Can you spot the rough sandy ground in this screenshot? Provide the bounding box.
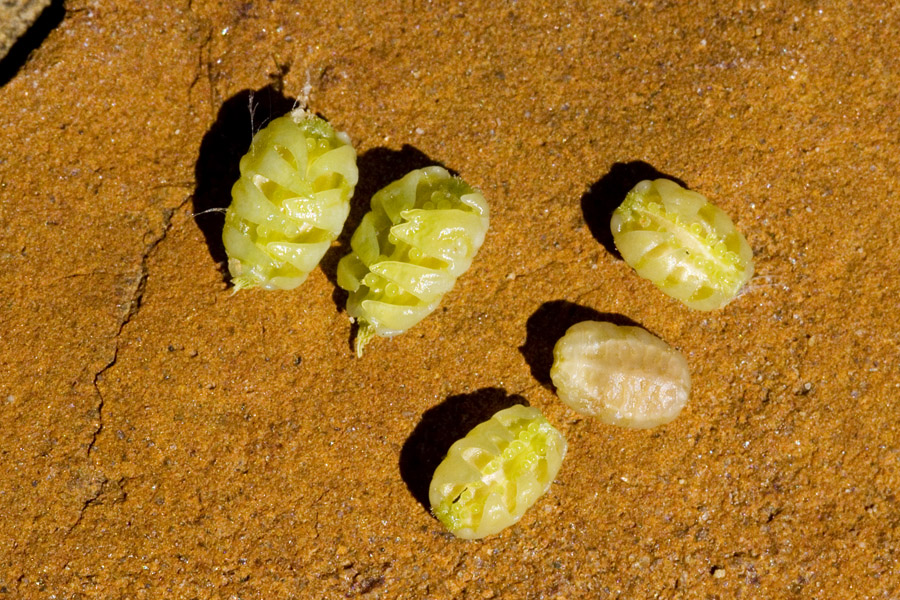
[1,1,898,598]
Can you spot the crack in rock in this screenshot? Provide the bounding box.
[66,474,107,534]
[66,476,129,535]
[88,201,189,457]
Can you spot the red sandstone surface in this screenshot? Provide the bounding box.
[1,1,897,597]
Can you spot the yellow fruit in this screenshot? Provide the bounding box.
[223,109,358,291]
[429,405,566,540]
[337,166,489,356]
[610,179,754,310]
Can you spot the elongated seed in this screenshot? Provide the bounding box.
[337,166,489,356]
[551,321,691,429]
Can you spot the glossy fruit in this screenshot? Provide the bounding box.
[610,178,754,310]
[337,166,489,356]
[223,109,358,290]
[429,404,566,540]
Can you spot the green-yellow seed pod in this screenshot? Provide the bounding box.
[610,179,754,310]
[223,109,358,291]
[429,405,566,540]
[337,166,489,356]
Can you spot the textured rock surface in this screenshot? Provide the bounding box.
[0,0,51,60]
[1,1,898,597]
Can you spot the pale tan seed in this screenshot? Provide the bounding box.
[550,321,691,428]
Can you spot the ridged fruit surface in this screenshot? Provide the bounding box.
[429,405,566,540]
[223,109,358,291]
[337,166,489,356]
[611,178,754,310]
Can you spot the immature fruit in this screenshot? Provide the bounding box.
[429,405,566,540]
[610,178,754,310]
[551,321,691,429]
[337,166,489,356]
[223,109,358,291]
